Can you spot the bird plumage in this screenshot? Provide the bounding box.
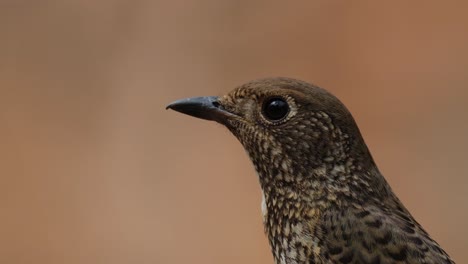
[167,77,455,264]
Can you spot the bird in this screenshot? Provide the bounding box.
[166,77,455,264]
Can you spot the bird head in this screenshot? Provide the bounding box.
[167,77,381,203]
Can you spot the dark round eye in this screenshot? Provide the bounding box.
[262,97,289,121]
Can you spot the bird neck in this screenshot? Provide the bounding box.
[259,155,393,213]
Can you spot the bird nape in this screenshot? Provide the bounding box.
[167,77,455,264]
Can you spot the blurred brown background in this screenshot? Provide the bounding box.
[1,1,467,263]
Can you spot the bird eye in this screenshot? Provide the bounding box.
[262,97,289,121]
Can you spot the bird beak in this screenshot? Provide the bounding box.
[166,96,234,123]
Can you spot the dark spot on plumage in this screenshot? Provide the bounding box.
[356,252,381,264]
[421,245,430,252]
[361,239,372,252]
[430,243,445,254]
[329,245,343,255]
[339,250,354,263]
[402,224,416,234]
[357,230,364,238]
[365,219,383,228]
[356,210,370,218]
[370,255,381,264]
[342,231,351,241]
[396,211,413,222]
[388,246,408,261]
[410,236,423,245]
[308,256,316,264]
[375,232,392,245]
